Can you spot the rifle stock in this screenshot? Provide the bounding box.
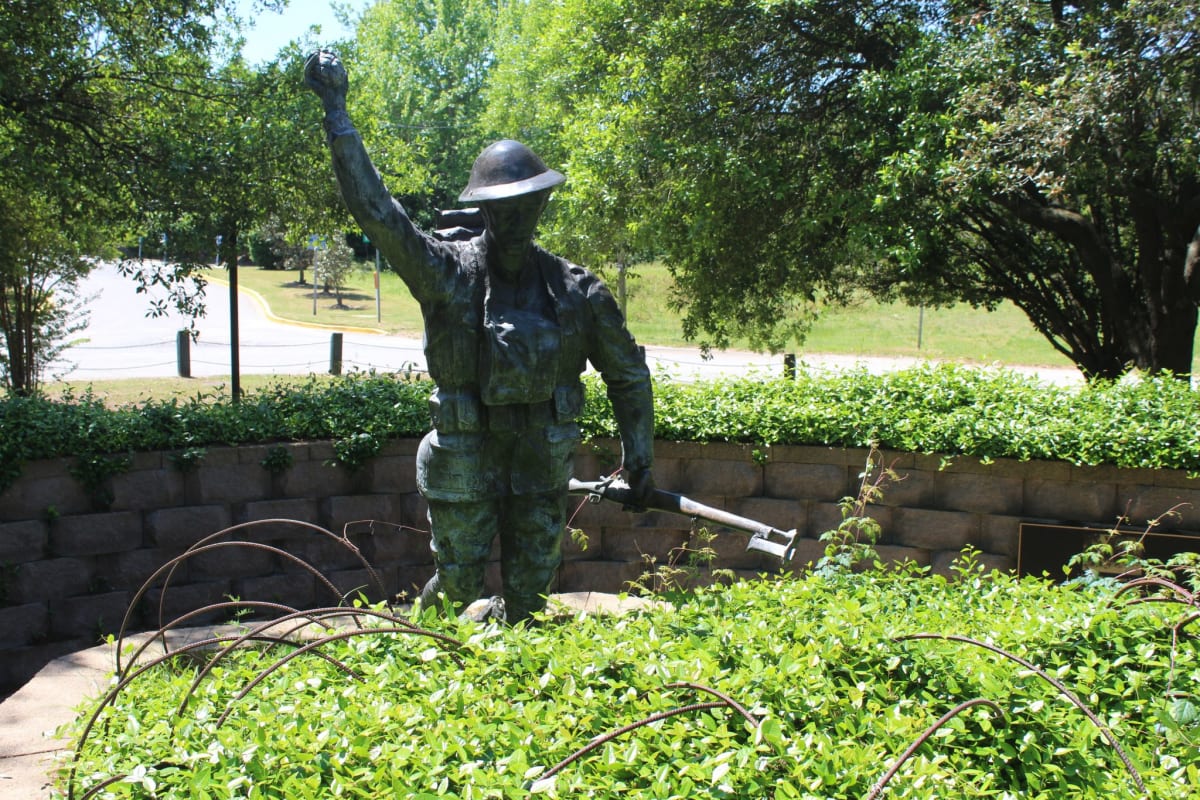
[568,478,798,561]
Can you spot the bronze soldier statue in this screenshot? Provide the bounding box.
[304,50,655,623]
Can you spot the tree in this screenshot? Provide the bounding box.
[315,234,362,308]
[485,0,1200,378]
[349,0,504,229]
[0,0,236,393]
[863,0,1200,379]
[0,188,95,393]
[485,0,928,352]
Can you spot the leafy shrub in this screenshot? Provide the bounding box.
[61,565,1199,798]
[3,365,1200,493]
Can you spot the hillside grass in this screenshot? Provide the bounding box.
[202,261,1118,368]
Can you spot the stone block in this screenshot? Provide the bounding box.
[807,501,892,544]
[1152,468,1200,492]
[141,580,234,627]
[304,531,375,573]
[329,567,390,604]
[193,461,270,505]
[764,462,851,502]
[50,511,143,557]
[346,520,432,565]
[873,544,931,569]
[110,467,184,512]
[0,520,48,563]
[766,445,866,467]
[278,458,352,500]
[601,526,689,563]
[568,495,637,529]
[680,458,761,497]
[732,497,806,533]
[242,498,321,528]
[0,466,90,520]
[891,508,979,552]
[1118,485,1200,531]
[147,505,232,551]
[931,550,1016,578]
[9,558,90,605]
[0,603,48,646]
[50,591,132,639]
[937,472,1024,515]
[234,573,318,610]
[325,495,400,532]
[394,565,436,602]
[561,524,590,562]
[187,541,278,581]
[380,438,422,458]
[979,515,1025,559]
[368,455,418,494]
[873,467,935,509]
[94,548,178,593]
[1024,479,1117,523]
[395,492,430,532]
[556,559,646,595]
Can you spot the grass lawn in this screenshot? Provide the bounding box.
[206,261,1096,368]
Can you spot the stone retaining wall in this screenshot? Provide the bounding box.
[2,438,1199,693]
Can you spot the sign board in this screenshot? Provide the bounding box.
[1017,522,1200,579]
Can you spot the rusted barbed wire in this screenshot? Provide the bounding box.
[179,605,459,714]
[897,633,1148,796]
[115,518,394,673]
[864,697,1005,800]
[68,632,334,800]
[535,682,763,786]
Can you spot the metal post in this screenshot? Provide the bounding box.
[176,330,191,378]
[617,261,627,319]
[375,249,382,323]
[229,254,241,402]
[784,353,797,379]
[917,306,925,350]
[330,332,343,375]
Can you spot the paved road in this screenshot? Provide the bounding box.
[51,262,1083,386]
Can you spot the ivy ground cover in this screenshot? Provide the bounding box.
[60,558,1198,799]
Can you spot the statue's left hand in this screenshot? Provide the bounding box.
[622,467,656,513]
[304,49,349,110]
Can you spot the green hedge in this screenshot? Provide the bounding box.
[60,563,1200,798]
[2,365,1198,493]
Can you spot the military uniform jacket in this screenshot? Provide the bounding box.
[327,130,654,501]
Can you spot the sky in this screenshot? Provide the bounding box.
[236,0,370,65]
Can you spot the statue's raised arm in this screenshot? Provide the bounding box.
[303,51,445,300]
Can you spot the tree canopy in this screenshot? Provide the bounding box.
[350,0,503,229]
[482,0,1200,377]
[6,0,1198,385]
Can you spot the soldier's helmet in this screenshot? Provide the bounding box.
[459,140,565,202]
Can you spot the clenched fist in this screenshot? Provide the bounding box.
[304,50,349,111]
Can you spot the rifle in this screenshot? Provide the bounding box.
[568,476,799,562]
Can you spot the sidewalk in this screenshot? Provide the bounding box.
[0,593,655,799]
[53,262,1084,386]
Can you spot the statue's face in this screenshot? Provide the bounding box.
[480,190,549,266]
